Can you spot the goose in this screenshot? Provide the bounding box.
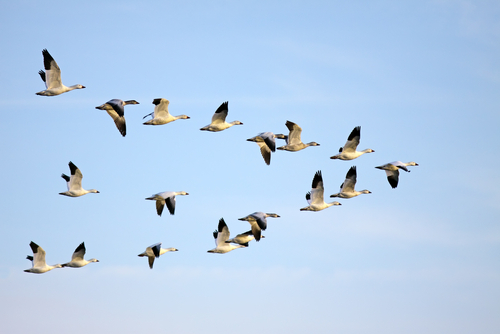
[24,242,62,274]
[238,212,280,241]
[138,243,178,269]
[375,161,419,188]
[226,230,264,247]
[36,49,85,96]
[300,170,341,211]
[59,161,99,197]
[330,166,371,198]
[95,99,140,137]
[330,126,374,160]
[61,242,99,268]
[200,101,243,131]
[207,218,247,254]
[246,132,279,165]
[145,191,189,216]
[143,98,190,125]
[276,121,320,152]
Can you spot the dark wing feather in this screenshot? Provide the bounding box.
[38,70,46,83]
[346,166,357,182]
[305,192,311,201]
[311,170,323,189]
[165,196,176,215]
[42,49,59,71]
[68,161,78,176]
[263,136,276,152]
[214,101,228,114]
[347,126,361,141]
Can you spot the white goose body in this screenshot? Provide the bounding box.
[138,243,178,269]
[36,49,85,96]
[330,126,374,160]
[24,242,62,274]
[200,101,243,132]
[59,162,99,197]
[276,121,320,152]
[62,242,99,268]
[300,170,341,211]
[145,191,189,216]
[238,212,280,241]
[330,166,371,199]
[208,218,247,254]
[143,98,190,125]
[375,161,419,188]
[95,99,140,137]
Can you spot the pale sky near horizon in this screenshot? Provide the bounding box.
[1,1,499,333]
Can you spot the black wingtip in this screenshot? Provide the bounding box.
[218,218,227,232]
[29,241,39,253]
[38,70,46,82]
[347,126,361,141]
[388,177,398,188]
[68,161,78,175]
[311,170,323,189]
[215,101,228,114]
[41,49,55,70]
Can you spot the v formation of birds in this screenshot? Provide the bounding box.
[25,49,419,273]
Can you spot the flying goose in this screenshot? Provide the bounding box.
[143,98,190,125]
[138,243,178,269]
[36,49,85,96]
[226,230,264,247]
[238,212,280,241]
[300,170,341,211]
[276,121,320,152]
[375,161,419,188]
[59,161,99,197]
[24,242,62,274]
[95,99,140,136]
[200,101,243,131]
[330,126,374,160]
[246,132,280,165]
[145,191,189,216]
[330,166,371,199]
[61,242,99,268]
[207,218,247,254]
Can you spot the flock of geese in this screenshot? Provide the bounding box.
[25,49,419,273]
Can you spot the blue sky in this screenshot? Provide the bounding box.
[1,1,499,333]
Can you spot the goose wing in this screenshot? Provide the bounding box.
[216,218,230,246]
[42,49,63,89]
[343,126,361,153]
[147,243,162,269]
[156,199,165,216]
[106,100,126,136]
[152,98,170,118]
[386,169,400,188]
[165,196,176,215]
[310,170,325,204]
[211,101,228,124]
[68,161,83,191]
[30,241,47,267]
[71,242,86,261]
[286,121,302,145]
[341,166,357,192]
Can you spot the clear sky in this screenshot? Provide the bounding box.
[1,1,499,333]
